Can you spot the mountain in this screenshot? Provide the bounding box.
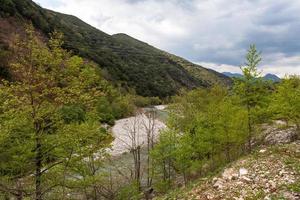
[264,73,281,82]
[0,0,231,97]
[222,72,281,82]
[222,72,244,78]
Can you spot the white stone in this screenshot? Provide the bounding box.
[264,195,271,200]
[259,149,267,153]
[239,168,248,176]
[222,168,238,180]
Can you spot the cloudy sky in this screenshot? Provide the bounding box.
[33,0,300,77]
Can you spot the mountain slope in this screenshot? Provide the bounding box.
[0,0,231,97]
[264,73,281,82]
[159,141,300,200]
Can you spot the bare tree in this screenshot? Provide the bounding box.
[141,109,156,193]
[121,111,144,189]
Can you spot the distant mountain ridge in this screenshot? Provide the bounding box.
[222,72,244,78]
[264,73,281,82]
[0,0,231,97]
[222,72,281,82]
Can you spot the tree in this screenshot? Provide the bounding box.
[150,129,177,193]
[271,75,300,139]
[151,86,249,190]
[234,44,269,152]
[0,25,111,199]
[215,95,248,162]
[142,108,157,199]
[121,112,143,190]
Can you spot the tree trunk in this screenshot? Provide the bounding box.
[147,132,151,188]
[295,123,300,140]
[183,171,187,186]
[132,147,141,190]
[35,132,42,200]
[247,104,252,152]
[225,143,231,163]
[16,180,23,200]
[137,146,141,189]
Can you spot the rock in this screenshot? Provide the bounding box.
[264,126,297,145]
[212,177,218,183]
[206,194,215,199]
[236,181,244,186]
[241,176,251,183]
[259,149,267,153]
[222,168,238,180]
[264,195,271,200]
[233,197,244,200]
[213,179,224,189]
[268,180,276,189]
[239,168,248,176]
[274,120,287,126]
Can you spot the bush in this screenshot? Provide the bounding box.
[133,96,161,107]
[116,181,142,200]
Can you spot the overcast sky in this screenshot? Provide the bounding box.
[33,0,300,77]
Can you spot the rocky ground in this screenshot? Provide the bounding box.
[158,125,300,200]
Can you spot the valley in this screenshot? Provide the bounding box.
[0,1,299,200]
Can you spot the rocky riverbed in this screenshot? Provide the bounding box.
[108,106,167,155]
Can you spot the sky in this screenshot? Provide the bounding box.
[33,0,300,77]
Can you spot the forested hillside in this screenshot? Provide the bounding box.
[0,0,230,97]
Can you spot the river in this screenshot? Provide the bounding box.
[108,105,168,156]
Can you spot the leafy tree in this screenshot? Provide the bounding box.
[151,86,248,189]
[234,44,269,151]
[0,25,111,199]
[271,75,300,139]
[150,130,177,193]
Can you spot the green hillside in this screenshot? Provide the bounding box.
[0,0,231,97]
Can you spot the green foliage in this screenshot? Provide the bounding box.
[116,181,143,200]
[133,95,161,107]
[151,86,249,190]
[151,45,299,197]
[0,0,231,97]
[96,96,116,125]
[0,25,111,199]
[60,104,86,124]
[96,92,137,125]
[233,44,271,151]
[271,75,300,139]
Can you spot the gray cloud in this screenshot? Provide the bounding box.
[34,0,300,76]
